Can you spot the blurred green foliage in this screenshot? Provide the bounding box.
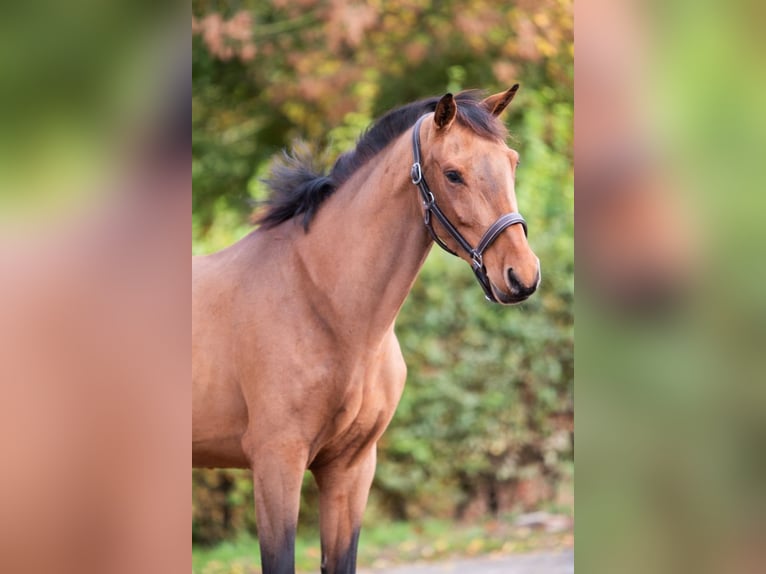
[192,0,572,545]
[576,2,766,573]
[0,0,180,214]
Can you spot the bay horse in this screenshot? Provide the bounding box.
[192,88,541,574]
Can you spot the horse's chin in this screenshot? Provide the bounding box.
[491,282,530,305]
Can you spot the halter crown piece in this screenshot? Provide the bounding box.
[410,115,528,303]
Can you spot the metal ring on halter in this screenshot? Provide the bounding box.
[410,162,422,185]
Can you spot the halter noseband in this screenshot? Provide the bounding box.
[410,115,528,303]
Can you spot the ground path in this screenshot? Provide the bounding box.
[360,549,574,574]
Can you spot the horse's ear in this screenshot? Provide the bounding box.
[434,93,457,130]
[482,84,520,117]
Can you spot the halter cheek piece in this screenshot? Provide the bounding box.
[410,115,528,303]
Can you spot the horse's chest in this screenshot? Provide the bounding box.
[311,347,405,462]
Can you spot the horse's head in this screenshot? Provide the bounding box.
[417,88,540,304]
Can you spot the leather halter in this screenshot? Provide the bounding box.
[410,115,528,302]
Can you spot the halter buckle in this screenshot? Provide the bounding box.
[471,251,483,270]
[410,162,423,185]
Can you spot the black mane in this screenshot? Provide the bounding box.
[256,91,507,230]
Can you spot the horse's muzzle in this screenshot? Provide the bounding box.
[495,266,540,304]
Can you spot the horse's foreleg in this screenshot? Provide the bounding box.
[246,436,306,574]
[314,447,377,574]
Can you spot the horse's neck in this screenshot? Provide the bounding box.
[293,134,432,342]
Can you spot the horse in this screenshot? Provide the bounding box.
[192,87,541,574]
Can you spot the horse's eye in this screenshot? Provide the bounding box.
[444,170,463,184]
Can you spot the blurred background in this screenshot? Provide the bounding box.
[192,0,573,571]
[576,0,766,573]
[0,3,190,574]
[0,0,762,573]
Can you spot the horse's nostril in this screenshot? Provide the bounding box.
[507,267,522,292]
[507,267,539,296]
